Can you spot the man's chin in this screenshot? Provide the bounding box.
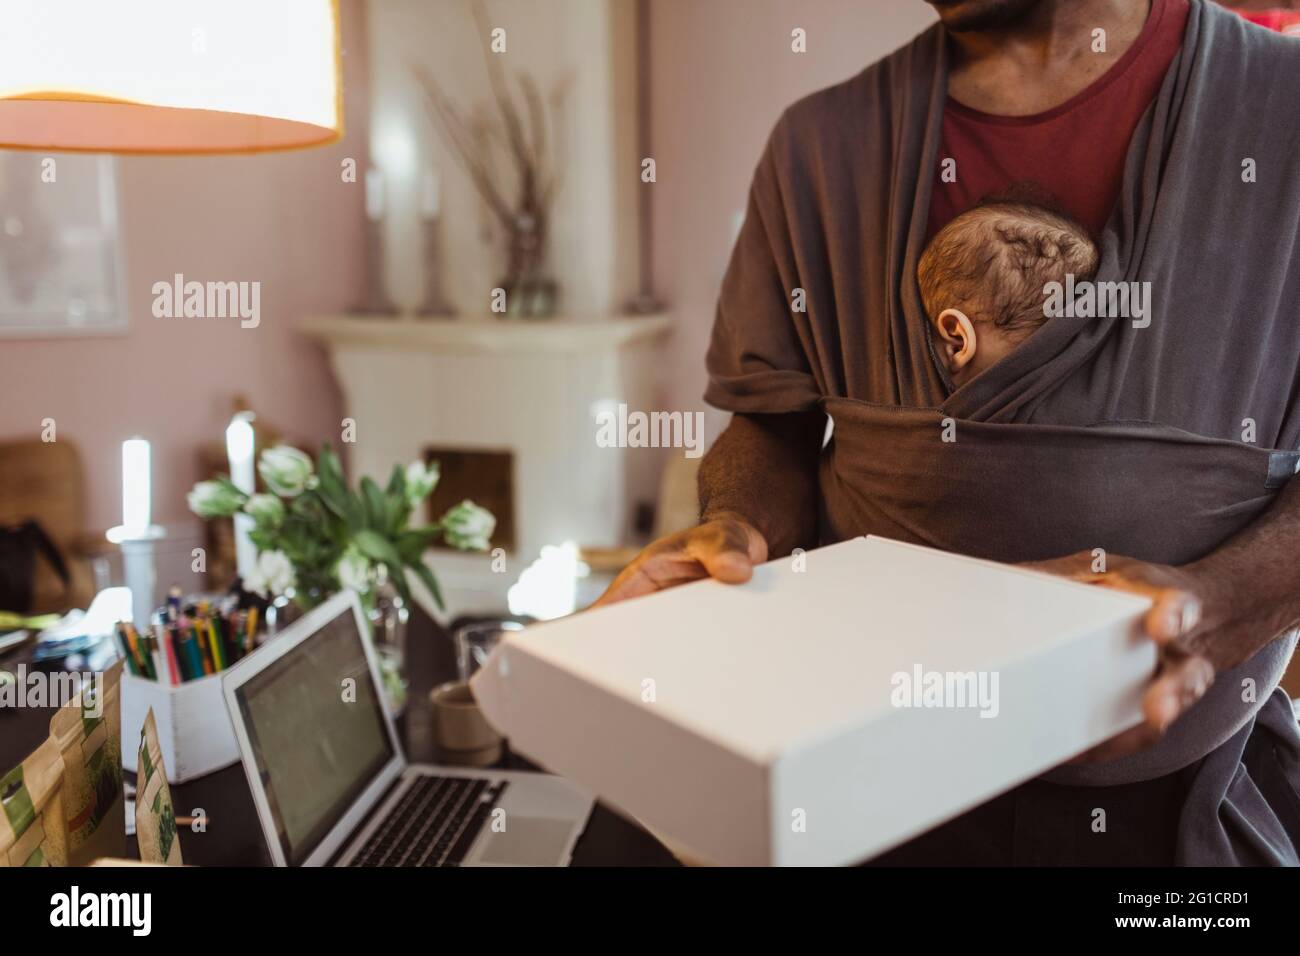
[927,0,1047,33]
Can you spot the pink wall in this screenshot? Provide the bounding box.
[0,0,369,535]
[649,0,937,434]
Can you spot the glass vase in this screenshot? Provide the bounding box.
[367,571,409,716]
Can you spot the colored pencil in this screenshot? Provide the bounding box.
[182,630,204,680]
[115,625,139,675]
[157,623,180,685]
[208,622,221,671]
[194,623,213,676]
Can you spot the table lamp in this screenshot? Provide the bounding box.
[0,0,341,153]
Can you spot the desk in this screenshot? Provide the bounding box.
[0,604,678,867]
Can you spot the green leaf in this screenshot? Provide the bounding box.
[315,445,366,530]
[314,456,350,520]
[395,527,441,563]
[384,465,413,534]
[318,444,345,488]
[352,530,414,607]
[385,463,406,501]
[360,477,387,532]
[391,565,414,607]
[409,559,445,612]
[313,484,347,522]
[353,529,403,568]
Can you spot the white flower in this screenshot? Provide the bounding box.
[258,446,314,498]
[405,460,440,506]
[440,500,496,551]
[187,480,246,519]
[244,493,285,528]
[336,548,372,594]
[245,549,296,599]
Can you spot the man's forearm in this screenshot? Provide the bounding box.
[698,410,824,557]
[1187,476,1300,652]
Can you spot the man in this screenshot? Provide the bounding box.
[601,0,1300,864]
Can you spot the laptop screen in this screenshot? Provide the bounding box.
[232,605,394,866]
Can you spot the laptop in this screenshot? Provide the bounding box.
[221,590,594,867]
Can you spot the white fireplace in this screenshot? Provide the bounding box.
[302,313,671,621]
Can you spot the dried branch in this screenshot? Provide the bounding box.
[541,73,573,208]
[519,73,548,186]
[471,0,535,180]
[414,65,514,229]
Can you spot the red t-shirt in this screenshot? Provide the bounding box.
[927,0,1190,240]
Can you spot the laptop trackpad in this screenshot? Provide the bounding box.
[474,817,574,866]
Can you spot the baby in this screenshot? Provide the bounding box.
[917,198,1099,388]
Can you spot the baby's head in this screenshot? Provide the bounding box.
[918,197,1099,387]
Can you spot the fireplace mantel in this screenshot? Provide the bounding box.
[302,314,671,355]
[301,312,672,621]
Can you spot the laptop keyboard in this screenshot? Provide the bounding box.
[348,776,510,867]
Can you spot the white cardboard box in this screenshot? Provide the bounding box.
[472,536,1155,866]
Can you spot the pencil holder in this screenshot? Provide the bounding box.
[113,599,264,783]
[120,671,238,783]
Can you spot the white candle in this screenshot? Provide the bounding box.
[365,168,385,222]
[225,416,255,495]
[121,437,151,535]
[225,415,257,580]
[420,168,441,220]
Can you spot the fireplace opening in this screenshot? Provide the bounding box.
[423,447,516,552]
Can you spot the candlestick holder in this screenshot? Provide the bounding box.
[351,218,399,317]
[105,524,165,629]
[417,217,457,319]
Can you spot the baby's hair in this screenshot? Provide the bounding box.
[917,187,1100,340]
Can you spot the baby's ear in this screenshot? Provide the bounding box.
[935,308,965,343]
[935,308,977,372]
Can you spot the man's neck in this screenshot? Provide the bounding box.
[947,0,1153,116]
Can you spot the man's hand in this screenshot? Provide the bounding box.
[594,513,769,606]
[1027,550,1244,763]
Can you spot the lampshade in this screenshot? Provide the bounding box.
[0,0,342,154]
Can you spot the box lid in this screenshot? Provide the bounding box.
[473,536,1154,863]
